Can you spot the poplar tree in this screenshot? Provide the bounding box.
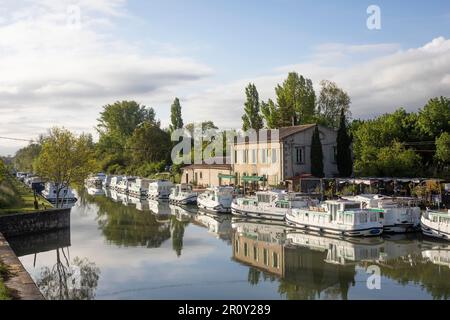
[242,83,264,131]
[310,126,324,178]
[169,98,184,133]
[336,109,353,177]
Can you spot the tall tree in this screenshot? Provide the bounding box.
[436,132,450,164]
[417,96,450,138]
[169,98,184,133]
[316,80,351,129]
[261,99,280,129]
[127,122,171,164]
[276,72,316,126]
[336,109,353,177]
[310,126,324,178]
[97,100,157,144]
[35,128,95,207]
[241,83,264,131]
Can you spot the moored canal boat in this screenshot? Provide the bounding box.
[231,190,319,221]
[421,210,450,241]
[147,180,174,200]
[42,182,77,204]
[286,200,384,237]
[169,184,198,205]
[342,194,421,233]
[129,178,152,198]
[197,186,234,213]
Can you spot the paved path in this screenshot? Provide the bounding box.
[0,233,44,300]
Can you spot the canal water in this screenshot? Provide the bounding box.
[8,188,450,300]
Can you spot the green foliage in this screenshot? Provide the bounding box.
[35,128,95,206]
[260,99,280,129]
[417,97,450,138]
[436,132,450,163]
[127,122,171,164]
[316,80,351,129]
[310,126,324,178]
[336,109,353,177]
[0,261,11,300]
[354,141,421,177]
[169,98,184,133]
[13,143,42,172]
[261,72,316,128]
[242,83,264,131]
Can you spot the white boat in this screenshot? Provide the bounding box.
[129,178,152,198]
[169,184,198,205]
[197,186,234,213]
[342,194,421,233]
[42,182,77,204]
[147,180,174,200]
[286,200,384,237]
[85,173,106,188]
[110,176,123,190]
[116,176,136,194]
[104,175,113,188]
[195,211,232,239]
[231,190,319,221]
[421,210,450,241]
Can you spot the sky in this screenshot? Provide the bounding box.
[0,0,450,155]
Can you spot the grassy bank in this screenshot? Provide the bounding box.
[0,260,11,300]
[0,175,52,215]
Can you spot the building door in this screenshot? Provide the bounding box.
[186,173,189,184]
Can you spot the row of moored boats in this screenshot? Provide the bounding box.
[86,173,450,240]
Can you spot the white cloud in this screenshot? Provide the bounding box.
[183,37,450,127]
[0,0,212,154]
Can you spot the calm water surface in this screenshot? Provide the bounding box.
[9,189,450,300]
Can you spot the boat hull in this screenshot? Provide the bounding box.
[231,206,285,221]
[421,220,450,241]
[285,216,383,237]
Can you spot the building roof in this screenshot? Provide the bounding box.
[234,124,319,145]
[278,124,317,140]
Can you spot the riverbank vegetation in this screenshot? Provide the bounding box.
[0,159,52,214]
[10,71,450,180]
[0,260,11,300]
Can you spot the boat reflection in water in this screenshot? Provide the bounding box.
[195,210,232,241]
[231,218,450,299]
[169,204,196,222]
[86,187,106,197]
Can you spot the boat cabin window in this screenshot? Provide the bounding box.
[359,212,367,223]
[370,213,378,222]
[343,203,360,210]
[345,213,354,224]
[276,201,289,209]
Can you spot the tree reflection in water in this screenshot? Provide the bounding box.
[36,248,100,300]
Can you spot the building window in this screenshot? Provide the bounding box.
[195,172,198,182]
[244,243,248,257]
[244,149,249,164]
[251,149,256,164]
[273,253,279,269]
[253,246,258,261]
[235,240,239,253]
[234,150,238,164]
[263,249,269,266]
[295,147,305,164]
[272,148,277,163]
[200,172,203,179]
[260,149,267,164]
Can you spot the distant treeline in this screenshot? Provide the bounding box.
[10,71,450,179]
